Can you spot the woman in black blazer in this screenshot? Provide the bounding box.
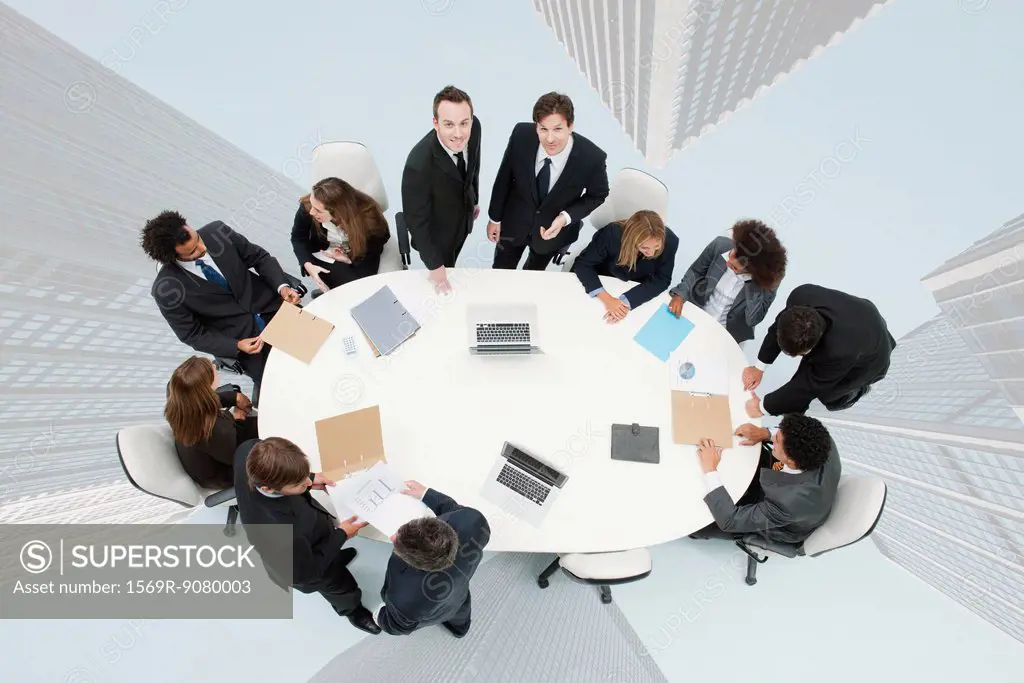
[571,209,678,323]
[291,176,391,293]
[165,356,258,490]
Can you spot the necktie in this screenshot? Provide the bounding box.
[455,151,467,181]
[196,258,265,332]
[536,157,552,203]
[196,259,229,290]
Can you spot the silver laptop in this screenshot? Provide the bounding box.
[480,442,568,528]
[466,304,544,355]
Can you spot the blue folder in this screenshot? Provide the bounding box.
[633,305,694,361]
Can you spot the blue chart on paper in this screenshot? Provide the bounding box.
[633,305,695,361]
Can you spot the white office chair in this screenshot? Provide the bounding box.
[558,167,670,272]
[115,423,239,536]
[309,141,410,279]
[537,548,653,604]
[735,475,888,585]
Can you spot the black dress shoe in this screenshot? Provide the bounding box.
[347,606,381,635]
[339,548,357,566]
[442,620,469,638]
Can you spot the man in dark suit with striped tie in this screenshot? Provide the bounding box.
[141,210,301,396]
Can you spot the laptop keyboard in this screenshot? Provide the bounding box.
[497,464,550,505]
[476,322,531,344]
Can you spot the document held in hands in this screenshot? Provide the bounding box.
[327,462,434,537]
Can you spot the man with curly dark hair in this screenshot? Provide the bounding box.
[141,211,302,399]
[742,283,897,416]
[668,219,787,344]
[690,414,841,544]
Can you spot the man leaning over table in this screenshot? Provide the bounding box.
[372,480,490,637]
[690,414,841,545]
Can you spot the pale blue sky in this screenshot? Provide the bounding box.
[7,0,1022,380]
[3,1,1024,678]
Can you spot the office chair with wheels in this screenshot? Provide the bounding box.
[115,424,239,536]
[310,141,410,276]
[556,167,670,271]
[735,475,888,586]
[537,548,652,604]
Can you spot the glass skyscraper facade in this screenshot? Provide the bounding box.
[533,0,892,167]
[811,215,1024,644]
[0,5,306,523]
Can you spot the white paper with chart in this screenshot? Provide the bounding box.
[670,352,730,396]
[327,461,434,537]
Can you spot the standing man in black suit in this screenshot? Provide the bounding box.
[487,92,610,270]
[234,437,381,634]
[743,284,897,416]
[401,85,482,293]
[141,211,302,397]
[372,480,490,637]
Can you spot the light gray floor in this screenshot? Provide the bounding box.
[4,505,1022,682]
[308,552,665,683]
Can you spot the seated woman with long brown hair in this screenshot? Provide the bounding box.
[571,209,679,324]
[166,356,259,490]
[291,176,391,293]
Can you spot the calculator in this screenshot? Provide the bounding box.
[343,336,357,355]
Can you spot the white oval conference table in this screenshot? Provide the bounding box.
[258,268,760,554]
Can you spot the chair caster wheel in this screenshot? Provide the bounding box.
[538,578,549,589]
[745,577,757,586]
[601,594,612,604]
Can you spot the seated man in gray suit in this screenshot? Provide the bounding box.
[373,480,490,637]
[691,414,841,545]
[667,219,787,345]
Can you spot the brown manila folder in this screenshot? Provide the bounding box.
[315,405,387,480]
[671,391,734,445]
[258,301,334,364]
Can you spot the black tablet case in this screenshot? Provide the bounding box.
[610,423,660,464]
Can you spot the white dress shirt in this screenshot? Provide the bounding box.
[703,252,751,326]
[177,256,225,281]
[436,134,470,170]
[489,136,574,226]
[323,222,349,250]
[178,257,288,293]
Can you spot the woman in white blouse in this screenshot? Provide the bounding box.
[290,176,391,293]
[668,219,787,344]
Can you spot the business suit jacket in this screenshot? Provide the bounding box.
[571,222,679,309]
[289,203,390,279]
[376,488,490,635]
[151,222,289,359]
[669,235,778,343]
[173,389,254,490]
[232,440,349,593]
[401,117,482,270]
[758,284,897,415]
[488,122,609,255]
[704,438,842,545]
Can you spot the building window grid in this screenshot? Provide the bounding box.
[880,543,1024,641]
[880,523,1024,605]
[884,481,1023,539]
